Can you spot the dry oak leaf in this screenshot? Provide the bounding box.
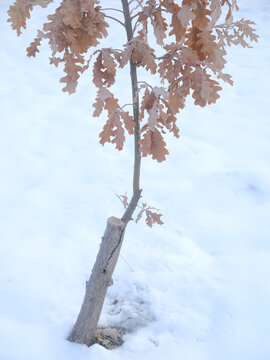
[94,88,134,149]
[117,193,129,209]
[93,50,117,88]
[26,30,44,57]
[209,0,222,26]
[140,128,169,162]
[8,0,53,35]
[169,10,183,43]
[145,208,164,227]
[191,67,222,107]
[119,111,135,135]
[151,9,168,45]
[168,88,186,115]
[60,0,82,29]
[233,19,260,46]
[60,51,85,94]
[177,2,196,29]
[192,1,211,31]
[25,0,109,93]
[99,111,125,151]
[140,86,179,136]
[93,87,115,117]
[135,202,164,227]
[196,30,227,70]
[120,40,157,74]
[140,87,156,120]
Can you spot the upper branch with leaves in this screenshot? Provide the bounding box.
[7,0,258,226]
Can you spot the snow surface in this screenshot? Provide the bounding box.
[1,1,270,359]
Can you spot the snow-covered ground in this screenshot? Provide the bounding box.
[1,1,270,359]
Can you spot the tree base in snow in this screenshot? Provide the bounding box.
[68,216,125,346]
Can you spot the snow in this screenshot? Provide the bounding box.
[1,0,270,359]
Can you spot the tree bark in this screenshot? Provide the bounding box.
[68,217,125,346]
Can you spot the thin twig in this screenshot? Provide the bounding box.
[104,15,125,27]
[129,0,144,15]
[132,17,141,33]
[115,193,128,209]
[138,80,153,89]
[120,254,134,272]
[118,103,134,111]
[101,8,124,14]
[131,13,140,20]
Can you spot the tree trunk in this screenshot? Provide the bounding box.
[68,216,125,346]
[68,0,141,346]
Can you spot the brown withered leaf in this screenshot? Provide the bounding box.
[139,128,152,158]
[191,68,222,107]
[145,208,164,228]
[105,96,120,115]
[233,19,259,45]
[93,50,117,88]
[148,101,159,131]
[93,87,114,117]
[119,111,135,135]
[139,85,180,148]
[50,56,63,67]
[102,50,117,77]
[192,1,211,30]
[168,89,185,115]
[177,2,196,29]
[217,71,233,85]
[120,40,157,74]
[140,128,169,162]
[140,87,156,120]
[151,9,168,45]
[7,0,53,36]
[119,43,132,68]
[112,114,125,150]
[60,51,84,94]
[135,207,146,223]
[169,11,183,43]
[117,193,129,209]
[60,0,81,29]
[135,202,164,227]
[26,30,44,57]
[135,203,164,227]
[93,53,104,87]
[209,0,222,26]
[157,98,180,138]
[196,30,227,70]
[94,327,125,349]
[99,111,125,151]
[23,0,109,93]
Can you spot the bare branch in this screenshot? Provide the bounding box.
[130,0,144,16]
[131,12,140,20]
[104,15,125,27]
[118,103,134,110]
[138,80,153,90]
[101,8,124,14]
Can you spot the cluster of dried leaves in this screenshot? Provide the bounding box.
[8,0,258,162]
[118,193,164,227]
[94,327,125,349]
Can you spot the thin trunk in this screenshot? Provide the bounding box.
[67,0,142,346]
[121,0,142,225]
